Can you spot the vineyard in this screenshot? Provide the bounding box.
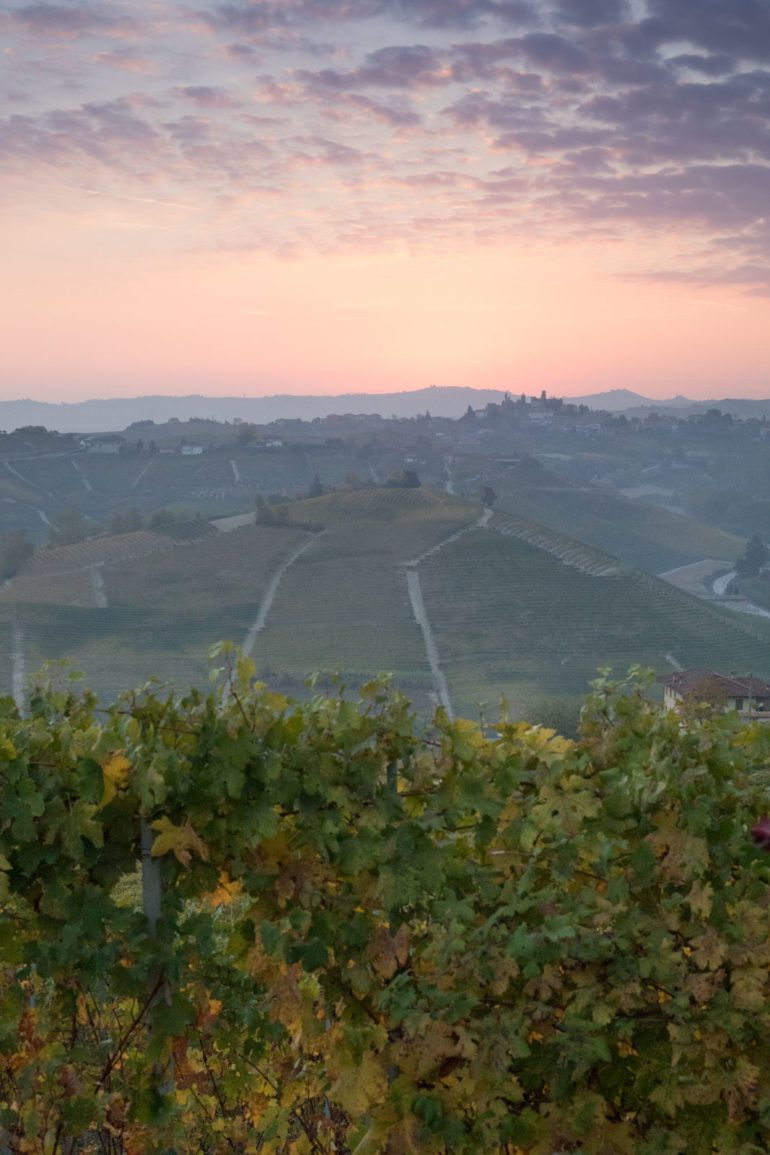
[0,448,359,542]
[1,525,314,702]
[284,485,471,520]
[419,524,770,724]
[253,489,477,698]
[3,482,768,725]
[19,530,178,576]
[3,663,770,1152]
[490,474,743,573]
[490,511,621,577]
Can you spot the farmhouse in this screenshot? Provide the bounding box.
[660,669,770,718]
[81,434,126,454]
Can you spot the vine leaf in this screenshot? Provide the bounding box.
[151,816,210,866]
[100,751,132,809]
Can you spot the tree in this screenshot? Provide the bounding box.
[150,508,177,529]
[46,508,93,548]
[385,469,421,488]
[344,470,367,490]
[481,484,497,507]
[109,508,144,535]
[307,473,324,498]
[736,534,767,577]
[0,529,33,578]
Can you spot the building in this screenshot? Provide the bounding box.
[80,434,126,454]
[660,669,770,718]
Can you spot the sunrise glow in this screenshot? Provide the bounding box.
[2,0,769,402]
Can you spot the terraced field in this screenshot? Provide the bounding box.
[490,511,621,576]
[419,524,770,726]
[490,473,743,573]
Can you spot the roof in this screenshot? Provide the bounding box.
[660,668,770,699]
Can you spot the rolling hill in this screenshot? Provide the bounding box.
[3,486,768,730]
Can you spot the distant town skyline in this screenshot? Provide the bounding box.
[2,1,770,401]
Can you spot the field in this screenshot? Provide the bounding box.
[488,467,743,573]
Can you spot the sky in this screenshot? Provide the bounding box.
[2,0,770,402]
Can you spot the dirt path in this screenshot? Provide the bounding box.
[11,617,25,712]
[728,600,770,621]
[5,460,56,501]
[243,534,320,657]
[712,570,736,596]
[212,513,255,533]
[130,458,155,490]
[661,563,770,619]
[230,459,241,484]
[71,458,92,491]
[89,565,108,608]
[403,508,491,567]
[36,508,51,527]
[658,559,725,595]
[399,508,491,716]
[444,456,455,495]
[405,567,453,717]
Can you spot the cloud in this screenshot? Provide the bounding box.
[641,0,770,63]
[202,0,534,38]
[3,0,770,291]
[3,2,138,39]
[173,85,239,108]
[553,0,629,27]
[296,44,447,89]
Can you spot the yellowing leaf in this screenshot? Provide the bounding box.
[368,924,410,979]
[0,737,17,759]
[329,1049,387,1117]
[100,752,131,809]
[209,870,243,906]
[150,815,210,866]
[648,1081,684,1116]
[731,968,767,1012]
[646,821,708,883]
[686,879,713,920]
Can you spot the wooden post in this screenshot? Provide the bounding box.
[141,819,174,1099]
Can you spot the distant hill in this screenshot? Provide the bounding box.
[625,397,770,419]
[0,388,508,433]
[567,388,655,410]
[3,387,770,433]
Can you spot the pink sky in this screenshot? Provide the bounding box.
[2,0,769,402]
